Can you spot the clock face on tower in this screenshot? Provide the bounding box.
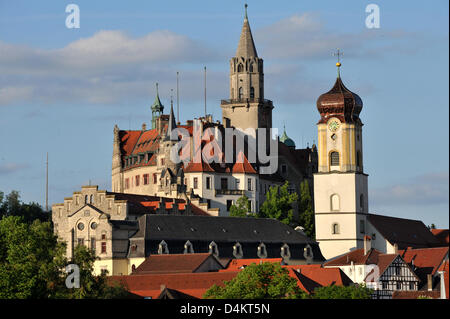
[328,119,341,132]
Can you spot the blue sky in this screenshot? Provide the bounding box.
[0,0,448,227]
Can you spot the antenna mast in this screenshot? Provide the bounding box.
[204,66,207,117]
[176,72,180,122]
[45,152,48,212]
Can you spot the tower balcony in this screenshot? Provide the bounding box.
[221,98,273,107]
[214,189,246,196]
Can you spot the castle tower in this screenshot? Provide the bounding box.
[151,83,164,129]
[313,59,369,260]
[221,4,273,134]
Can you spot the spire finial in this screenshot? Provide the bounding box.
[333,48,343,78]
[156,82,159,95]
[244,3,248,20]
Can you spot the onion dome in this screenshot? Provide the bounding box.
[316,62,363,124]
[280,126,296,149]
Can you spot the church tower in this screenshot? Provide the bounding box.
[313,59,369,260]
[151,83,164,129]
[221,4,273,134]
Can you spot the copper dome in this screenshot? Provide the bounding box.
[316,76,363,124]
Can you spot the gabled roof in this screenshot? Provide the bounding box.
[285,264,353,294]
[132,253,222,275]
[400,247,449,282]
[323,248,383,267]
[367,214,441,249]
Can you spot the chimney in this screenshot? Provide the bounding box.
[438,271,446,299]
[427,274,433,291]
[394,243,398,254]
[142,123,147,131]
[364,235,372,255]
[160,284,166,292]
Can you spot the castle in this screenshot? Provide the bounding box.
[51,6,443,276]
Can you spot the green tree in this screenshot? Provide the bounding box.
[229,195,254,218]
[257,181,298,225]
[0,190,49,223]
[0,215,128,299]
[298,180,315,238]
[312,284,373,299]
[203,262,307,299]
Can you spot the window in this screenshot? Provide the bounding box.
[125,178,130,189]
[396,282,401,290]
[161,158,165,166]
[360,220,365,234]
[77,238,84,246]
[209,241,219,257]
[281,164,287,175]
[281,244,291,260]
[331,194,340,211]
[247,178,252,191]
[332,223,340,234]
[238,63,244,72]
[238,87,243,100]
[84,195,88,204]
[382,282,388,289]
[233,242,243,259]
[143,174,149,185]
[330,151,340,167]
[257,243,267,259]
[183,240,194,254]
[91,238,96,252]
[395,266,401,276]
[236,179,240,189]
[77,223,85,231]
[153,173,157,184]
[221,178,228,190]
[135,175,140,187]
[249,63,254,72]
[206,177,211,190]
[158,240,169,254]
[101,234,106,240]
[409,282,415,290]
[226,200,233,212]
[101,242,107,254]
[250,87,255,99]
[193,177,198,189]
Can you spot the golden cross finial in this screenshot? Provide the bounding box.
[333,48,343,77]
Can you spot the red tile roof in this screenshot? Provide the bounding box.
[132,253,219,275]
[431,229,449,244]
[120,130,142,156]
[400,247,449,277]
[323,248,383,267]
[109,271,239,299]
[284,264,353,294]
[221,258,282,271]
[232,151,257,174]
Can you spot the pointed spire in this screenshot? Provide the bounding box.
[236,4,258,58]
[167,96,177,141]
[151,82,164,112]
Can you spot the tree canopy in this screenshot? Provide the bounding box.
[311,284,373,299]
[229,195,254,218]
[257,181,298,225]
[203,262,307,299]
[297,180,315,238]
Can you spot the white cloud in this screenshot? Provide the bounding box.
[0,163,30,175]
[370,172,449,206]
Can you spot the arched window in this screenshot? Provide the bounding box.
[303,244,314,260]
[158,240,169,254]
[331,194,340,211]
[330,151,340,167]
[183,240,194,254]
[281,243,291,261]
[238,63,244,72]
[332,223,340,234]
[238,87,243,100]
[84,195,88,204]
[233,242,243,259]
[257,242,267,259]
[250,87,255,99]
[209,241,219,257]
[90,195,94,204]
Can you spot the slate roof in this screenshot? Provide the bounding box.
[367,214,441,249]
[132,214,316,244]
[132,253,221,275]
